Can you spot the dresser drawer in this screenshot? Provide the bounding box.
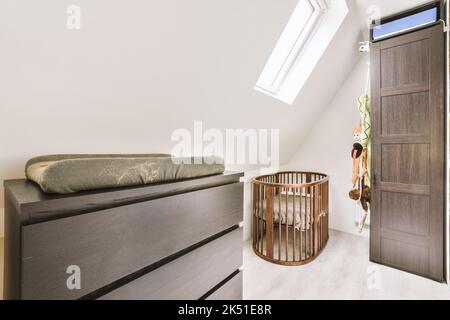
[21,182,243,300]
[99,228,243,300]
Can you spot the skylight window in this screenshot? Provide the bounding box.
[255,0,348,105]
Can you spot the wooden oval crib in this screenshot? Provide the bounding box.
[252,172,329,266]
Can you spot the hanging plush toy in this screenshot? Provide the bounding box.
[349,93,372,233]
[349,177,371,210]
[358,94,371,185]
[351,127,363,185]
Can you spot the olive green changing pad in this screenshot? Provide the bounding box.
[25,154,225,194]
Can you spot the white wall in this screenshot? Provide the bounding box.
[0,0,299,231]
[285,55,370,237]
[0,0,359,198]
[0,0,363,241]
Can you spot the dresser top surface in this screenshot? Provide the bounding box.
[4,171,244,225]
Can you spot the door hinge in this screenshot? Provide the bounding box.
[439,19,449,32]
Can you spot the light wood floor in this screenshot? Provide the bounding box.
[1,231,449,300]
[0,237,3,300]
[244,230,450,300]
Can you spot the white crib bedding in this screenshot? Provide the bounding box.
[261,194,313,231]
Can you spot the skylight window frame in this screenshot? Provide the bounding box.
[256,0,330,95]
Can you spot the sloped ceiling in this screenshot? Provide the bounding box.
[288,0,440,161]
[0,0,362,206]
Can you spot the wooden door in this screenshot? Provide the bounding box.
[370,24,445,282]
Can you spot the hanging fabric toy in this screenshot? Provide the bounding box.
[358,93,371,185]
[349,91,372,233]
[351,127,364,185]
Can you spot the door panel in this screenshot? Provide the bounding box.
[381,93,430,135]
[380,238,429,276]
[381,144,430,185]
[380,38,429,88]
[370,25,445,281]
[380,192,430,236]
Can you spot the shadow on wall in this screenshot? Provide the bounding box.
[284,55,371,237]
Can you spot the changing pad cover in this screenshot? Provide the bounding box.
[25,154,225,194]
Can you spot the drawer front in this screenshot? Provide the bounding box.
[100,228,243,300]
[21,182,243,300]
[206,271,243,301]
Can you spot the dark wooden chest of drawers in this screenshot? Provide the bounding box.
[3,172,244,300]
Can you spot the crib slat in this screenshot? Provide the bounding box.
[318,182,321,252]
[285,187,289,261]
[306,188,309,258]
[266,187,274,259]
[299,187,303,261]
[292,187,296,261]
[255,184,259,251]
[278,188,282,261]
[253,184,257,247]
[260,184,264,254]
[314,185,319,255]
[326,182,329,240]
[309,187,314,256]
[321,183,325,250]
[307,186,310,258]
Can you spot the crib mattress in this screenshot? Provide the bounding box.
[25,154,225,194]
[262,194,313,231]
